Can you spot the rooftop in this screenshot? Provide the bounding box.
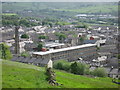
[33,44,96,55]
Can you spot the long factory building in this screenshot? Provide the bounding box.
[32,44,97,62]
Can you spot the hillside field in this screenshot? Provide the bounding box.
[2,60,119,88]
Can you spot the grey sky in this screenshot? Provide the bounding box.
[1,0,120,2]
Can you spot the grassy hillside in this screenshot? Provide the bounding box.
[2,60,118,88]
[2,2,118,17]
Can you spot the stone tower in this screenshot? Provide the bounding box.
[15,26,20,54]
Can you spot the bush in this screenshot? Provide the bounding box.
[21,51,30,57]
[54,60,90,75]
[77,63,86,75]
[37,43,43,51]
[56,62,63,70]
[21,34,29,39]
[70,62,78,74]
[62,62,70,72]
[70,62,87,75]
[53,60,63,70]
[53,60,70,71]
[84,64,90,75]
[117,54,120,59]
[91,68,107,77]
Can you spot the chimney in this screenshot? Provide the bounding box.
[15,26,20,54]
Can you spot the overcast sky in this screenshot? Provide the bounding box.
[1,0,120,2]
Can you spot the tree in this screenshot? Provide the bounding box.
[91,68,107,77]
[21,51,30,57]
[70,62,86,75]
[117,54,120,59]
[21,34,29,39]
[0,43,12,60]
[38,35,47,39]
[37,43,43,51]
[79,37,84,45]
[77,63,86,75]
[49,22,53,28]
[19,19,30,27]
[70,62,78,74]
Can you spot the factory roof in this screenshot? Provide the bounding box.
[33,44,96,55]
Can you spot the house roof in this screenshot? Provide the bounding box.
[83,40,97,44]
[109,69,118,74]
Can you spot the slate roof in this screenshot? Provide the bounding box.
[33,58,43,64]
[22,57,31,63]
[41,59,49,64]
[11,56,18,61]
[83,40,97,44]
[109,69,118,75]
[28,58,36,63]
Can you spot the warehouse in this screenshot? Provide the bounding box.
[32,44,97,62]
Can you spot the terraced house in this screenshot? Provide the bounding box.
[32,44,97,62]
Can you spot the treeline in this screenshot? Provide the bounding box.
[53,60,107,77]
[2,15,40,27]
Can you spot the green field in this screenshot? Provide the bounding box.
[2,60,119,88]
[1,13,17,16]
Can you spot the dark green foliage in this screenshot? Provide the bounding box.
[49,22,53,28]
[70,62,78,74]
[19,19,30,27]
[56,62,63,70]
[55,33,66,41]
[79,37,85,43]
[21,34,29,39]
[117,54,120,59]
[77,63,86,75]
[62,63,70,72]
[54,60,89,75]
[37,43,43,51]
[2,15,19,26]
[91,68,107,77]
[70,62,86,75]
[53,60,70,71]
[75,24,88,29]
[0,43,12,60]
[38,35,47,39]
[20,51,30,57]
[84,64,90,75]
[2,15,39,27]
[96,46,100,50]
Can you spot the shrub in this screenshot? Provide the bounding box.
[21,51,30,57]
[91,68,107,77]
[70,62,78,74]
[21,34,29,39]
[77,63,86,75]
[56,62,63,70]
[84,65,90,75]
[53,60,70,71]
[70,62,87,75]
[37,43,43,51]
[53,60,63,70]
[62,62,70,72]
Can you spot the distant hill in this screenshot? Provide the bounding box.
[2,2,118,19]
[2,60,118,88]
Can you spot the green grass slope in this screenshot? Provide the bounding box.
[2,60,118,88]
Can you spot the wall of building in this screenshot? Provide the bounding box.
[33,45,97,62]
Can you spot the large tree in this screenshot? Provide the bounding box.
[37,43,43,51]
[0,43,12,60]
